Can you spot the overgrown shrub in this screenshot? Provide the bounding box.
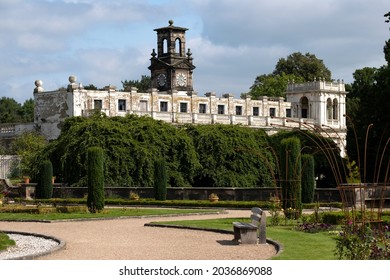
[37,160,53,199]
[301,154,315,203]
[280,137,302,218]
[45,114,200,188]
[154,158,167,201]
[87,147,105,213]
[185,124,275,187]
[335,223,390,260]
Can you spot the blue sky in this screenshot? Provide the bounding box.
[1,0,389,103]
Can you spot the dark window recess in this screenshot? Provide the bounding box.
[118,99,126,111]
[94,100,102,110]
[199,104,206,114]
[218,105,225,114]
[180,103,188,113]
[236,106,242,115]
[160,101,168,112]
[269,108,276,117]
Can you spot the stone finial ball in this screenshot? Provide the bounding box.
[69,75,77,83]
[35,80,43,87]
[169,19,174,26]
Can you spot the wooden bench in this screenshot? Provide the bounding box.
[233,207,266,245]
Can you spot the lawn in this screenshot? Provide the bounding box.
[0,207,222,221]
[150,218,338,260]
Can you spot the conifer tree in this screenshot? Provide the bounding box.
[301,154,315,203]
[280,137,302,218]
[37,160,53,199]
[154,158,167,201]
[87,147,105,213]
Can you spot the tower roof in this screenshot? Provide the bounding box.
[153,20,188,32]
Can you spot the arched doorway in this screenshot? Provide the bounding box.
[300,96,309,118]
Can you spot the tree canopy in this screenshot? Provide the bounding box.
[247,52,331,99]
[43,113,200,188]
[273,52,331,81]
[0,97,34,123]
[121,75,151,92]
[345,12,390,183]
[186,124,276,188]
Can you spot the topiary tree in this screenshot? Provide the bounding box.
[154,158,167,201]
[280,137,302,218]
[87,146,105,213]
[301,154,315,203]
[37,160,53,199]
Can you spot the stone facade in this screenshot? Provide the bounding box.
[32,76,347,157]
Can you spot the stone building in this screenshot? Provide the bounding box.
[30,21,347,157]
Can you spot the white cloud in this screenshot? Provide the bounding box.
[0,0,389,103]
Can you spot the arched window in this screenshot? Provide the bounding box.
[162,39,168,54]
[332,98,338,120]
[326,98,332,120]
[175,38,181,55]
[300,96,309,118]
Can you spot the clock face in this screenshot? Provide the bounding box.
[176,73,187,87]
[157,73,167,87]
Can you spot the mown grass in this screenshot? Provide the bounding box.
[0,207,221,221]
[151,218,338,260]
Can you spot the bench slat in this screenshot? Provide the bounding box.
[233,222,257,229]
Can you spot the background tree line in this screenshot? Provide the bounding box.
[0,97,34,123]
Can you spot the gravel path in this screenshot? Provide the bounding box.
[0,209,277,260]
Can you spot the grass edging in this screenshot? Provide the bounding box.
[0,210,227,223]
[144,222,283,257]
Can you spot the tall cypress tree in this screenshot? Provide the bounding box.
[280,137,302,218]
[154,158,167,201]
[301,154,315,203]
[37,160,53,199]
[87,147,105,213]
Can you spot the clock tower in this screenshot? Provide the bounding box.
[149,20,195,93]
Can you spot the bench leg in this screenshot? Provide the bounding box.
[233,226,241,241]
[240,229,257,244]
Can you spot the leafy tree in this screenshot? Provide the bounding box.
[247,52,331,99]
[37,160,53,199]
[247,73,303,99]
[0,97,34,123]
[19,99,34,122]
[121,75,151,92]
[185,124,275,188]
[273,52,332,81]
[83,84,98,90]
[87,147,105,213]
[10,131,47,179]
[345,13,390,183]
[0,97,22,123]
[44,114,200,188]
